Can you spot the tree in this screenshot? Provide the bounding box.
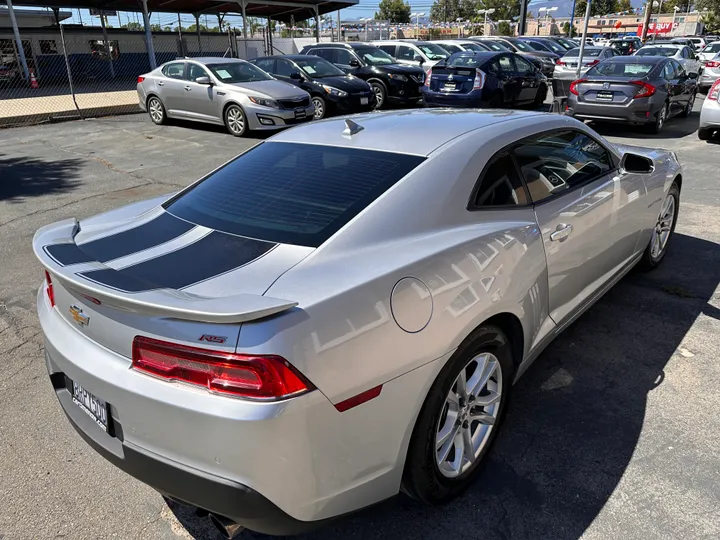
[617,0,633,11]
[562,21,577,37]
[574,0,621,17]
[497,20,512,36]
[376,0,411,23]
[121,22,143,31]
[702,12,720,33]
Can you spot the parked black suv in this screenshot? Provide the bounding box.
[299,42,425,109]
[251,55,376,119]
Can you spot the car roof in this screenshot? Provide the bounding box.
[185,57,247,65]
[254,55,306,60]
[270,109,546,157]
[449,51,497,59]
[305,42,376,49]
[607,55,666,64]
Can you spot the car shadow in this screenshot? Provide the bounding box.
[0,153,82,203]
[589,112,701,139]
[167,232,720,540]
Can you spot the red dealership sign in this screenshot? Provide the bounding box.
[636,22,677,35]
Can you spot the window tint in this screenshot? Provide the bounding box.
[162,62,185,79]
[335,49,355,65]
[397,44,417,60]
[275,58,296,77]
[515,56,534,74]
[310,48,335,62]
[472,153,528,208]
[165,142,425,247]
[188,63,210,81]
[498,55,515,74]
[512,131,613,203]
[663,61,676,79]
[378,45,396,55]
[441,43,462,54]
[672,60,686,78]
[254,58,275,72]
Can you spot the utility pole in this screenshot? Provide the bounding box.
[641,0,654,42]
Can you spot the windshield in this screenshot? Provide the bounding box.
[610,41,632,51]
[509,40,534,52]
[418,42,450,60]
[461,42,487,52]
[439,43,462,53]
[164,142,424,247]
[564,48,602,58]
[294,56,345,77]
[556,38,579,49]
[587,61,656,78]
[484,40,513,51]
[636,47,678,57]
[702,43,720,53]
[354,47,395,65]
[538,40,566,53]
[208,62,272,83]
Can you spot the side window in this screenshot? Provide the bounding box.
[311,48,335,63]
[188,63,210,81]
[378,45,396,56]
[498,55,515,75]
[515,56,534,74]
[663,61,676,80]
[254,58,276,72]
[471,153,528,208]
[486,60,500,74]
[397,45,417,60]
[335,49,354,65]
[162,62,185,79]
[512,130,613,204]
[275,58,296,77]
[673,60,686,78]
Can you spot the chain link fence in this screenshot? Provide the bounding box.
[0,26,269,128]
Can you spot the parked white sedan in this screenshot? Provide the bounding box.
[634,44,702,76]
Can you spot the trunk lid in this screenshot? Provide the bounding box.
[574,77,646,105]
[428,66,478,93]
[35,208,310,359]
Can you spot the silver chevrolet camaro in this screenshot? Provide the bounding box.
[137,57,314,137]
[34,110,682,538]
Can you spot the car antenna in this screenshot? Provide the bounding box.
[343,119,364,137]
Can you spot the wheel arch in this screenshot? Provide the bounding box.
[673,173,682,192]
[222,99,245,116]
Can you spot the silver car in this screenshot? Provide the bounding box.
[699,80,720,140]
[698,42,720,92]
[35,110,681,537]
[633,44,702,76]
[554,46,618,80]
[137,57,314,137]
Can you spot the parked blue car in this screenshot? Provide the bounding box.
[422,51,548,108]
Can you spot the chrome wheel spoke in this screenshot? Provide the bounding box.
[467,354,496,398]
[437,425,460,462]
[462,425,475,464]
[472,390,501,407]
[469,407,496,425]
[455,369,468,400]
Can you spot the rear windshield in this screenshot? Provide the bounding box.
[636,47,677,57]
[587,61,657,77]
[564,48,602,57]
[165,142,425,247]
[702,43,720,53]
[610,41,632,51]
[447,53,484,67]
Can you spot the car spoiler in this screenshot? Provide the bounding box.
[33,218,297,324]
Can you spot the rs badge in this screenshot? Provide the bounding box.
[69,305,90,327]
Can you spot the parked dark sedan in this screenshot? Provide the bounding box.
[423,51,548,108]
[251,54,375,119]
[566,56,698,133]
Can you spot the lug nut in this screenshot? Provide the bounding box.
[462,421,469,429]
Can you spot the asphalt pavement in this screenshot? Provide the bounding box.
[1,102,719,540]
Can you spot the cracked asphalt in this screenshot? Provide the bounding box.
[1,102,719,540]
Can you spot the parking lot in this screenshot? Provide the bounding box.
[1,100,719,540]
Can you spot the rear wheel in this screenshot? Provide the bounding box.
[224,104,247,137]
[311,96,326,119]
[402,325,513,504]
[647,103,668,134]
[680,92,696,118]
[370,81,387,109]
[638,182,679,271]
[147,96,166,125]
[698,127,714,140]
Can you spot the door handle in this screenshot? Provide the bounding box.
[184,85,191,91]
[550,224,573,242]
[157,81,164,86]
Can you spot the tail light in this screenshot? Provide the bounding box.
[44,270,55,307]
[569,79,587,96]
[137,76,145,83]
[709,79,720,100]
[473,69,486,90]
[587,59,600,66]
[556,59,566,66]
[424,69,431,87]
[631,80,656,99]
[131,336,314,400]
[706,60,720,68]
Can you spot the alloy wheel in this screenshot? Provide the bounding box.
[148,98,163,123]
[650,192,675,260]
[226,106,245,136]
[312,97,325,119]
[686,93,695,114]
[372,85,385,108]
[435,353,502,479]
[657,105,666,130]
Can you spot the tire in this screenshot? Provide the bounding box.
[638,181,679,271]
[311,95,326,120]
[532,84,548,109]
[680,92,696,118]
[698,127,714,140]
[488,91,503,108]
[223,104,247,137]
[402,325,513,505]
[647,102,668,134]
[146,96,166,125]
[370,81,387,109]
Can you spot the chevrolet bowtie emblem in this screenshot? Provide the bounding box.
[69,305,90,327]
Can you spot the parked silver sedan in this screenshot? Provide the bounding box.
[137,57,314,137]
[554,46,617,80]
[699,80,720,140]
[34,110,681,537]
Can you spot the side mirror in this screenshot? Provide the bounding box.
[290,71,303,80]
[413,54,424,64]
[621,153,654,173]
[195,76,212,85]
[349,59,360,67]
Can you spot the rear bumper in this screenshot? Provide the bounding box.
[566,97,662,124]
[422,91,488,108]
[700,98,720,129]
[698,70,720,89]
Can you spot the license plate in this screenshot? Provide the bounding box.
[597,91,613,101]
[443,83,457,91]
[71,379,108,431]
[569,63,578,68]
[294,107,306,119]
[360,97,369,105]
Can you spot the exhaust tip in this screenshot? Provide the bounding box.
[209,513,244,539]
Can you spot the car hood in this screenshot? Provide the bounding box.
[226,79,308,99]
[524,50,559,60]
[310,75,370,92]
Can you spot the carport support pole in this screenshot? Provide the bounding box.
[54,8,81,117]
[240,0,248,59]
[141,0,157,69]
[337,11,341,42]
[100,12,116,79]
[195,14,203,54]
[314,5,320,42]
[575,0,591,79]
[5,0,30,82]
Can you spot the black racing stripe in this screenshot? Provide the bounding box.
[77,212,195,263]
[78,232,277,293]
[44,244,95,266]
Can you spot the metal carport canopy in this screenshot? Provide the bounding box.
[9,0,358,22]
